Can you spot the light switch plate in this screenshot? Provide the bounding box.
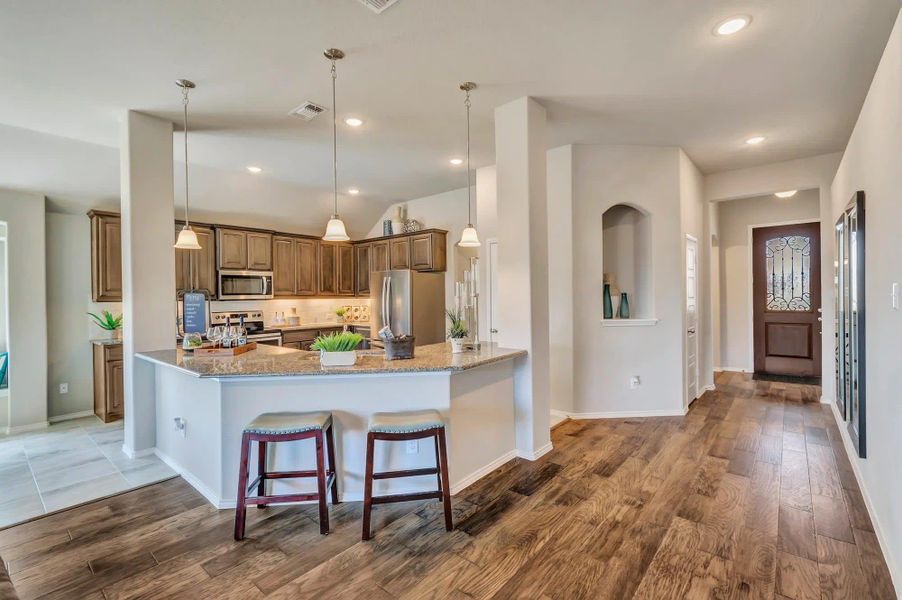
[58,383,68,394]
[892,282,899,310]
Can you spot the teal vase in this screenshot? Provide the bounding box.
[603,284,613,319]
[619,293,630,319]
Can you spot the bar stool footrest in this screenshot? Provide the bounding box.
[373,467,439,480]
[371,490,443,505]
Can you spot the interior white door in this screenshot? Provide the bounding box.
[686,235,699,403]
[487,239,499,344]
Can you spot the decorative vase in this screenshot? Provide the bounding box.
[450,338,466,354]
[383,219,393,236]
[619,293,630,319]
[320,350,357,367]
[603,284,613,319]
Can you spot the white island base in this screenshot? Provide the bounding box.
[136,345,527,508]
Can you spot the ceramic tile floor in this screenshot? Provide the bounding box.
[0,416,176,528]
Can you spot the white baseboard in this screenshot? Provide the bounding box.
[154,448,226,508]
[5,420,49,435]
[550,409,570,428]
[715,366,751,373]
[828,402,902,593]
[564,407,688,420]
[518,442,553,461]
[702,384,717,392]
[820,394,832,404]
[49,410,95,423]
[451,449,518,494]
[121,444,156,460]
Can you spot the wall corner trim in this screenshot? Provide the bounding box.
[518,442,553,461]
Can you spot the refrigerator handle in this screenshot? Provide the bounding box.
[385,276,392,333]
[381,276,390,332]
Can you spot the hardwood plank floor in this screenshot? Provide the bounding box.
[0,372,895,599]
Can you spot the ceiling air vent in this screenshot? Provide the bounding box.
[288,101,327,121]
[356,0,401,14]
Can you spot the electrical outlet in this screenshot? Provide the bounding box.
[630,376,641,389]
[173,417,187,438]
[405,440,418,454]
[58,383,68,394]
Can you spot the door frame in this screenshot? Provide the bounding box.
[746,218,821,373]
[485,237,499,344]
[685,234,699,405]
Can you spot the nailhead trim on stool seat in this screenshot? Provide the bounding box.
[243,411,331,434]
[368,409,445,434]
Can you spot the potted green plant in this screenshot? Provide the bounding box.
[446,309,469,353]
[311,331,363,367]
[88,310,123,340]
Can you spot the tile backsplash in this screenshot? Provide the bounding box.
[206,298,371,327]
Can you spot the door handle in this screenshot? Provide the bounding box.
[687,328,696,334]
[490,328,498,334]
[817,317,823,322]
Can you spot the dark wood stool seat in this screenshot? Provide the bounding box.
[362,410,452,540]
[234,411,339,540]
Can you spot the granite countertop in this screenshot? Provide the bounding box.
[91,338,123,346]
[136,342,526,379]
[272,322,370,332]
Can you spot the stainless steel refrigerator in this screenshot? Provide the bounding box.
[370,270,445,344]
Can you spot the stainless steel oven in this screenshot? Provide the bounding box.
[218,270,273,300]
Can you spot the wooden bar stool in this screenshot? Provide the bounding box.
[234,411,339,540]
[362,410,452,541]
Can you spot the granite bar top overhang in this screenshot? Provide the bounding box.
[136,343,526,379]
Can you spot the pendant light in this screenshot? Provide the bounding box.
[322,48,351,242]
[173,79,202,250]
[458,82,481,248]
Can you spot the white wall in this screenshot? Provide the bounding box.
[572,145,685,416]
[0,189,48,432]
[366,187,474,319]
[715,189,820,371]
[0,234,6,356]
[546,146,574,413]
[829,8,902,588]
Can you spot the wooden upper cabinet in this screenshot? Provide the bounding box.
[247,232,273,271]
[218,228,248,270]
[319,242,338,295]
[355,244,371,296]
[390,237,411,269]
[371,240,390,272]
[272,236,296,296]
[89,211,123,302]
[410,231,447,272]
[338,244,354,296]
[296,239,318,296]
[175,224,216,297]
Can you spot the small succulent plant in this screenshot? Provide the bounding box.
[311,331,363,352]
[87,310,123,331]
[445,309,469,339]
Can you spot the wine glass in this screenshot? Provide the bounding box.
[207,326,223,347]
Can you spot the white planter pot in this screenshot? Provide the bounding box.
[449,339,466,354]
[320,350,357,367]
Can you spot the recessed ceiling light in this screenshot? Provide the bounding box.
[348,188,360,195]
[246,166,263,173]
[775,190,798,198]
[449,158,463,165]
[715,16,751,36]
[745,136,766,145]
[345,117,364,127]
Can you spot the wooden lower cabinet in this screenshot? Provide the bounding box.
[93,343,124,423]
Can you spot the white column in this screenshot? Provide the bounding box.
[120,111,176,456]
[494,97,552,459]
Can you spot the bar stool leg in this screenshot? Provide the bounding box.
[362,432,375,541]
[325,423,340,505]
[257,441,267,509]
[436,428,453,531]
[433,433,442,493]
[234,433,250,540]
[314,431,330,535]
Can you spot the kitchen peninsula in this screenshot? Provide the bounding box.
[134,343,527,508]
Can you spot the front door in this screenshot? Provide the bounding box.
[752,222,822,377]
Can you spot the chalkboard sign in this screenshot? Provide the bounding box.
[183,292,207,334]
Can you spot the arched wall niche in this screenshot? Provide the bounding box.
[601,203,653,319]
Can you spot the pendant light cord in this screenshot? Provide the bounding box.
[465,88,473,227]
[331,59,339,219]
[182,85,191,227]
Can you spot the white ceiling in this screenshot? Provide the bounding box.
[1,0,899,225]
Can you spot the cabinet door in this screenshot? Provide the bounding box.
[390,237,411,269]
[338,244,355,296]
[218,228,248,270]
[319,242,338,295]
[91,213,123,302]
[247,232,273,271]
[410,232,447,272]
[272,236,297,296]
[282,341,302,350]
[107,360,124,417]
[371,241,390,272]
[192,226,217,297]
[355,244,371,296]
[296,239,318,296]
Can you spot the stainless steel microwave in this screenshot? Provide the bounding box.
[218,270,273,300]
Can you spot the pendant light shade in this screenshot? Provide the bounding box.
[321,48,351,242]
[457,82,481,248]
[175,225,202,250]
[323,217,350,241]
[173,78,201,250]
